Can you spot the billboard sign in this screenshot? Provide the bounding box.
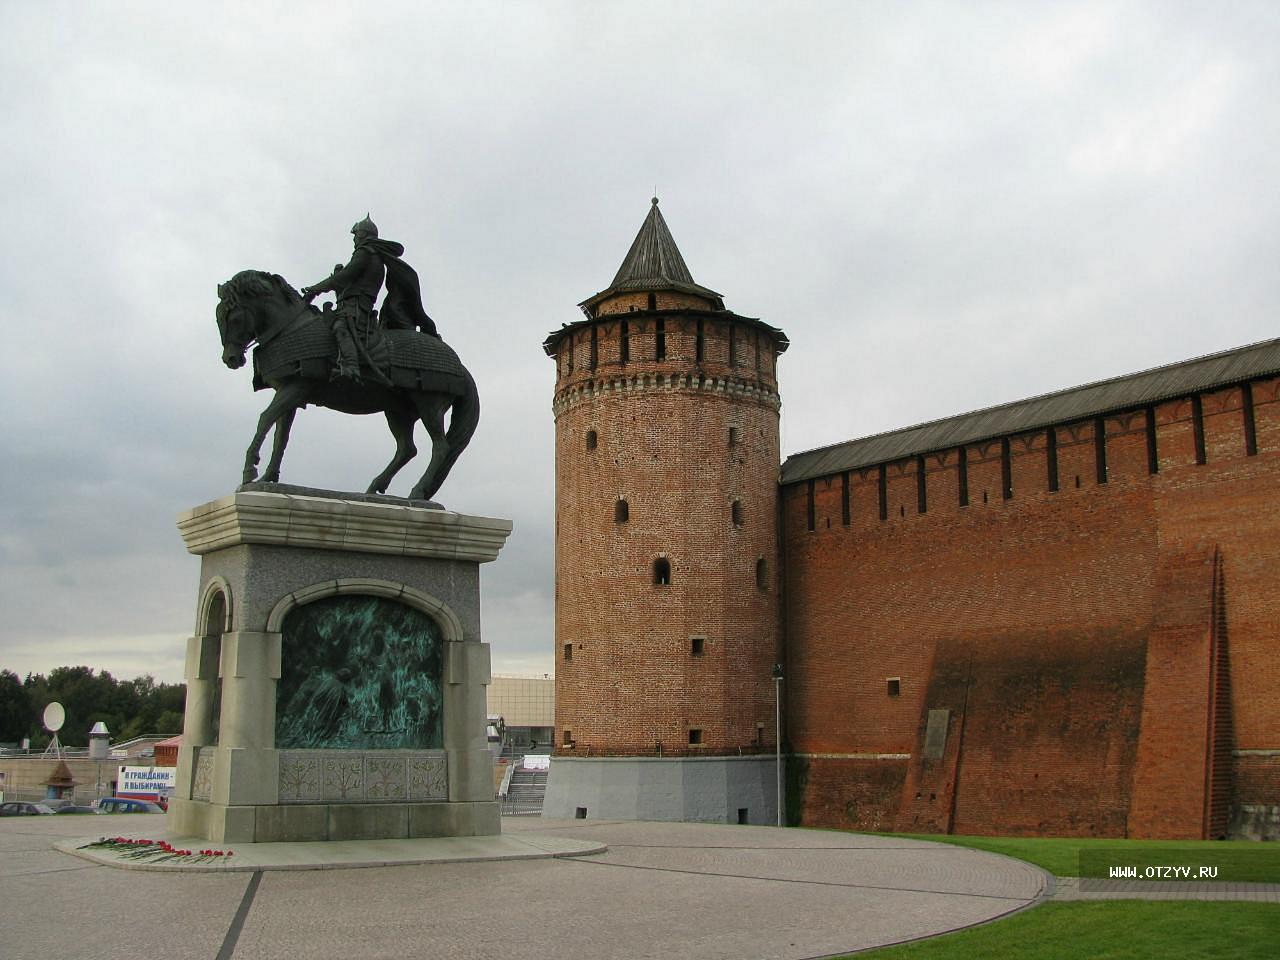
[117,766,176,796]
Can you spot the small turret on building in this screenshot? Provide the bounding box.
[88,721,110,760]
[542,199,788,824]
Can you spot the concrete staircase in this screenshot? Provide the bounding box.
[501,756,550,816]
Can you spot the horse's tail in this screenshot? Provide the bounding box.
[422,367,480,501]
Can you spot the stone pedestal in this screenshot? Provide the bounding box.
[169,488,511,844]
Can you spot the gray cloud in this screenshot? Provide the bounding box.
[2,2,1278,683]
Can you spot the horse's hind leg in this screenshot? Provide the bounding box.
[261,407,297,483]
[408,394,450,501]
[367,408,417,495]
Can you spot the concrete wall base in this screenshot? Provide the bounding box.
[542,755,784,825]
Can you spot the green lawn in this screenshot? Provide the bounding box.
[852,901,1280,960]
[842,833,1280,959]
[889,833,1280,883]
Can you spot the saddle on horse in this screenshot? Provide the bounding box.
[253,310,468,395]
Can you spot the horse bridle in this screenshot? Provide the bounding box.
[218,289,314,355]
[256,302,320,349]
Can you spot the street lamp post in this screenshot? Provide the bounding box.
[772,663,784,827]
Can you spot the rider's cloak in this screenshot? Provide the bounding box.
[364,238,438,337]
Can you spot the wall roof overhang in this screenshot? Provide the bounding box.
[781,336,1280,485]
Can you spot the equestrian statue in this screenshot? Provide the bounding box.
[215,215,477,502]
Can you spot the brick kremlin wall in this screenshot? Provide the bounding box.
[781,376,1280,838]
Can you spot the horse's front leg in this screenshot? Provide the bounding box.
[243,384,309,484]
[261,407,298,483]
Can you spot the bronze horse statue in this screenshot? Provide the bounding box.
[215,270,478,501]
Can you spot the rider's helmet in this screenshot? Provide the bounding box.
[351,214,379,240]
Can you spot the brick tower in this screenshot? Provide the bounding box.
[541,199,789,823]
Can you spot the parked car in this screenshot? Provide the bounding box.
[54,804,99,815]
[95,797,165,814]
[0,801,56,816]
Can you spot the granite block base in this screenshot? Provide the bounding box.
[170,797,499,843]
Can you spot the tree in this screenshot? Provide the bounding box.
[6,666,184,746]
[0,670,30,743]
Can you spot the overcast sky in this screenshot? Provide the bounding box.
[2,2,1278,688]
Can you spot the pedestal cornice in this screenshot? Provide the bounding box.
[177,490,512,563]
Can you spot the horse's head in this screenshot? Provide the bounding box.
[215,282,250,369]
[216,270,302,369]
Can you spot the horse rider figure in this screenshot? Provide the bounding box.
[301,215,437,384]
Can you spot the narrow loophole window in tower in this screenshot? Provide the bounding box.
[1243,383,1258,456]
[688,729,703,745]
[756,558,768,591]
[1145,406,1159,475]
[1047,426,1060,492]
[653,557,671,586]
[655,317,666,359]
[691,636,705,657]
[1095,416,1110,483]
[887,677,901,697]
[1000,437,1013,500]
[731,499,743,527]
[585,429,597,451]
[620,319,630,364]
[615,499,629,523]
[563,643,573,662]
[1191,395,1207,465]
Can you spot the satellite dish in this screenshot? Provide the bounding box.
[42,702,65,733]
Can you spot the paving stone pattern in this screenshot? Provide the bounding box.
[4,816,1051,960]
[10,816,1277,960]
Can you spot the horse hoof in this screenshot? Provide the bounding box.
[243,471,258,483]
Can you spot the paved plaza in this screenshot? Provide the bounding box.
[10,813,1279,959]
[2,815,1050,959]
[8,813,1280,959]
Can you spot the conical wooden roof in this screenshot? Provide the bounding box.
[579,198,723,314]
